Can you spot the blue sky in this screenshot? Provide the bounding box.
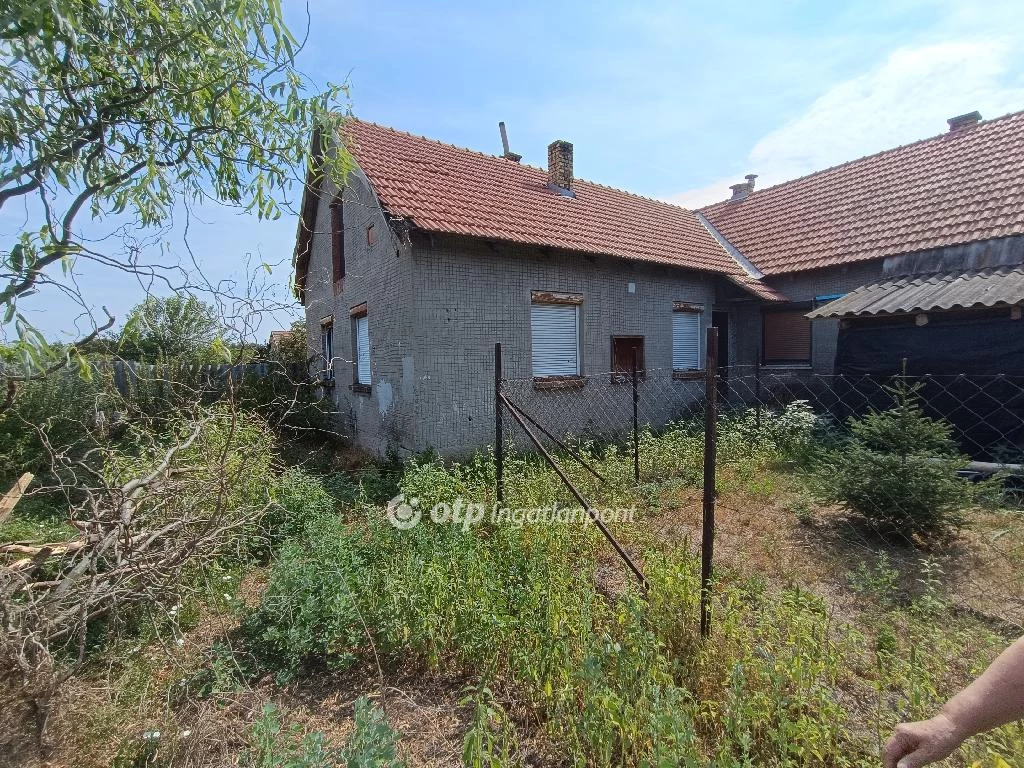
[7,0,1024,342]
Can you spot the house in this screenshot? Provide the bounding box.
[701,109,1024,377]
[294,110,1024,456]
[267,330,294,354]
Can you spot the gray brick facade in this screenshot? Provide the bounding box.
[408,234,721,453]
[302,170,758,456]
[302,169,419,454]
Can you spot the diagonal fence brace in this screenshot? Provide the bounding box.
[498,391,649,595]
[502,398,609,485]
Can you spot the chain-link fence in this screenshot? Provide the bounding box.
[501,365,1024,462]
[497,352,1024,631]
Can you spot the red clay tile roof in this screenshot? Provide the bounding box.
[726,273,789,302]
[342,120,770,288]
[701,110,1024,276]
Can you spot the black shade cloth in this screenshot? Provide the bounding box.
[836,316,1024,376]
[833,316,1024,458]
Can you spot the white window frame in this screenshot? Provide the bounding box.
[530,301,581,378]
[320,317,334,380]
[672,304,703,371]
[353,313,371,387]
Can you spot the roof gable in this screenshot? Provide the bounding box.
[702,110,1024,276]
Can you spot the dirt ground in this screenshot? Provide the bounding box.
[640,479,1024,631]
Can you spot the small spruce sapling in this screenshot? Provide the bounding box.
[817,377,976,540]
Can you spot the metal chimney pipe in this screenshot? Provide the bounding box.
[499,121,511,155]
[498,122,521,162]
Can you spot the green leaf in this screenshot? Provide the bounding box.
[9,243,24,272]
[73,348,93,381]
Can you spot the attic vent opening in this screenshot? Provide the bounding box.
[947,111,982,132]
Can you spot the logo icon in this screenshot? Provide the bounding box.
[386,494,421,529]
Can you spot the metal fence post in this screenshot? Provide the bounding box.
[632,347,640,484]
[754,351,762,431]
[701,326,719,638]
[494,342,504,507]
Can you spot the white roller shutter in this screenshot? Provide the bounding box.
[354,315,371,385]
[672,310,701,370]
[531,303,579,377]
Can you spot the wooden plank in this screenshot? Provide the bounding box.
[0,473,33,524]
[530,290,583,306]
[672,301,703,313]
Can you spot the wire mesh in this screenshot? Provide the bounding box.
[499,363,1024,630]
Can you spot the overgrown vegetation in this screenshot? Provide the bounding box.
[231,398,1022,767]
[246,698,405,768]
[3,370,1022,766]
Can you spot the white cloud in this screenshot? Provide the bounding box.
[666,38,1024,209]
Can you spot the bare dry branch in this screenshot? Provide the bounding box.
[0,473,33,524]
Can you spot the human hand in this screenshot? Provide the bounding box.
[883,713,965,768]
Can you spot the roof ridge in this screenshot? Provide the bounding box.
[342,117,698,213]
[700,108,1024,211]
[576,176,694,212]
[341,117,540,168]
[892,265,1024,281]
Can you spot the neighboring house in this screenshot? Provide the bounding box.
[267,330,294,354]
[701,109,1024,377]
[294,109,1024,456]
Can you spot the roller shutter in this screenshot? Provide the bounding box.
[672,310,701,370]
[763,309,811,363]
[531,304,580,377]
[354,315,371,385]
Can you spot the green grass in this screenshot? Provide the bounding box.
[0,491,74,543]
[240,407,1024,767]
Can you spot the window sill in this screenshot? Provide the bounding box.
[351,383,372,395]
[533,375,587,391]
[672,369,705,381]
[611,372,647,384]
[760,363,813,370]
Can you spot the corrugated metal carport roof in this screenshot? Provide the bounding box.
[807,267,1024,319]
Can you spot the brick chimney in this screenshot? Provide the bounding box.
[730,174,757,202]
[947,111,982,132]
[547,140,574,195]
